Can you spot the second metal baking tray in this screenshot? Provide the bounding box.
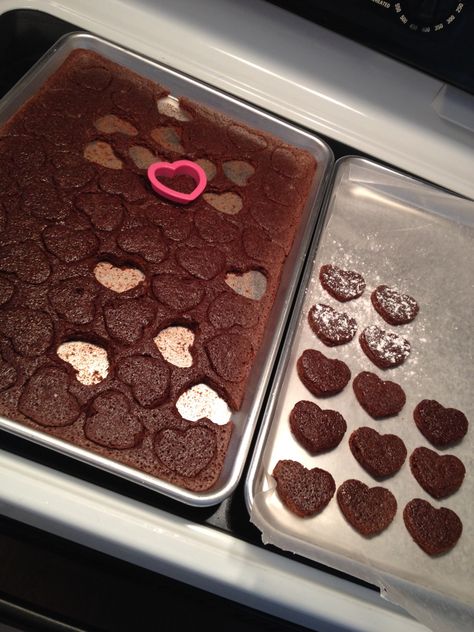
[245,157,474,631]
[0,32,333,506]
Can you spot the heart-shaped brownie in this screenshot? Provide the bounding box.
[0,352,17,392]
[152,274,204,312]
[176,244,226,281]
[353,371,406,418]
[43,225,99,263]
[117,354,170,408]
[349,426,407,478]
[290,400,347,454]
[154,425,217,477]
[0,241,50,284]
[403,498,463,555]
[319,264,365,302]
[0,308,53,357]
[147,206,193,242]
[48,277,98,325]
[242,228,285,264]
[104,298,156,345]
[208,292,259,330]
[18,366,80,427]
[337,479,397,536]
[85,390,144,450]
[272,459,335,517]
[117,226,168,264]
[74,193,124,231]
[413,400,469,447]
[205,333,254,383]
[308,303,357,346]
[371,285,419,325]
[194,208,239,244]
[297,349,351,397]
[359,325,410,369]
[409,447,465,499]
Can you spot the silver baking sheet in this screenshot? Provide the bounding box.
[0,32,333,506]
[245,157,474,631]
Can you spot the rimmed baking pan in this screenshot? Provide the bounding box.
[245,156,474,630]
[0,32,333,506]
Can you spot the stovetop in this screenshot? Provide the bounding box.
[265,0,474,95]
[0,3,471,631]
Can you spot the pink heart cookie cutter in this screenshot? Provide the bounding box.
[147,159,207,204]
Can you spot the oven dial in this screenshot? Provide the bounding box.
[393,1,465,32]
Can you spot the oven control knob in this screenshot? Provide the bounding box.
[393,1,465,32]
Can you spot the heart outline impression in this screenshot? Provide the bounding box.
[147,160,207,204]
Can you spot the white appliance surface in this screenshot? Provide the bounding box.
[0,1,472,630]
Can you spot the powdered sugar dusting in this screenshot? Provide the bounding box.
[154,326,194,368]
[308,303,357,346]
[57,341,109,385]
[360,324,411,368]
[319,264,365,301]
[176,383,231,425]
[372,285,419,325]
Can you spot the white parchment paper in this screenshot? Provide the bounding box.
[250,158,474,631]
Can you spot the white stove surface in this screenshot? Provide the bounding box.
[1,1,472,630]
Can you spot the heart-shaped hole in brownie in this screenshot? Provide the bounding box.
[154,325,195,368]
[156,96,192,121]
[128,145,160,170]
[150,126,184,153]
[57,340,109,385]
[176,383,231,425]
[225,270,267,301]
[203,192,243,215]
[94,114,138,136]
[94,261,145,293]
[223,160,255,186]
[84,140,122,170]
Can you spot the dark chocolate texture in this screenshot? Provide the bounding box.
[308,303,357,346]
[0,49,316,492]
[289,400,347,454]
[297,349,351,397]
[413,399,468,448]
[403,498,462,556]
[337,478,397,536]
[349,426,407,479]
[353,371,406,419]
[359,325,410,369]
[319,264,365,302]
[273,459,336,517]
[371,285,419,326]
[409,447,465,499]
